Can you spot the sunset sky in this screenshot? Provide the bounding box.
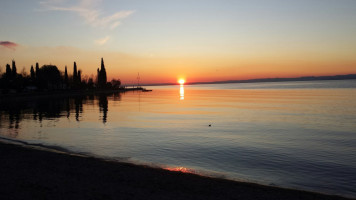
[1,0,356,84]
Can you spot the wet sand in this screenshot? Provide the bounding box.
[0,142,351,200]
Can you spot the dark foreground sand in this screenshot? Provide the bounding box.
[0,142,351,200]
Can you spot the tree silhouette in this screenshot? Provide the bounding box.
[72,62,83,89]
[0,58,121,93]
[11,60,17,78]
[87,77,94,89]
[30,65,35,80]
[97,58,107,89]
[35,63,40,82]
[73,62,78,83]
[101,58,107,84]
[78,70,82,83]
[37,65,61,90]
[111,79,121,89]
[97,68,99,84]
[5,64,11,79]
[64,66,68,87]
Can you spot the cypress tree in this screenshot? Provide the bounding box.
[73,62,78,83]
[30,65,35,80]
[95,58,108,89]
[35,63,40,79]
[11,60,17,78]
[97,68,100,84]
[100,58,107,85]
[64,66,68,85]
[78,70,82,83]
[5,64,11,78]
[97,58,107,88]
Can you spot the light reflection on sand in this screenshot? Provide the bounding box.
[165,166,195,174]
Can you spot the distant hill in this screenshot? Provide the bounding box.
[143,74,356,86]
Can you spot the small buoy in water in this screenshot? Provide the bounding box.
[208,124,211,127]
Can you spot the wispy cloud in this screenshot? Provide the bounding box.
[0,41,18,50]
[95,36,110,45]
[39,0,134,30]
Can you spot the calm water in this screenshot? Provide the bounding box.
[1,80,356,198]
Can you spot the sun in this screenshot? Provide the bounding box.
[178,79,185,85]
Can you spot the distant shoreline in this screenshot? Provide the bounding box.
[143,74,356,86]
[0,140,351,200]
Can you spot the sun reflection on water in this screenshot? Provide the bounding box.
[180,85,184,100]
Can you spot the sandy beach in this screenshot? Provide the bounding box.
[0,141,351,200]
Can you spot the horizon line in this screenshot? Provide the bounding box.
[139,73,356,86]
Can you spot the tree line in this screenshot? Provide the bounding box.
[0,58,121,94]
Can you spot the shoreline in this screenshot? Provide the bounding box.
[0,140,351,200]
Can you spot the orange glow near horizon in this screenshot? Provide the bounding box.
[1,47,356,85]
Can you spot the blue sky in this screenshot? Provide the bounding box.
[1,0,356,83]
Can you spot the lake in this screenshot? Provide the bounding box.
[1,79,356,198]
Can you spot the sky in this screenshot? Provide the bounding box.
[0,0,356,84]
